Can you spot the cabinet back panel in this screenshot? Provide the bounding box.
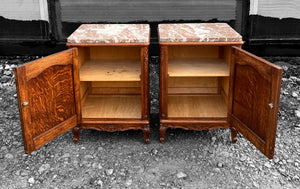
[220,77,229,97]
[80,81,90,108]
[91,81,141,95]
[168,46,220,59]
[219,46,232,65]
[168,95,227,118]
[168,77,218,87]
[80,81,89,98]
[78,47,90,68]
[90,46,140,60]
[168,77,218,95]
[82,95,141,118]
[92,81,141,88]
[91,87,141,95]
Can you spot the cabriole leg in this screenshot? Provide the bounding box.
[160,124,167,142]
[143,125,150,143]
[72,126,80,143]
[231,127,237,143]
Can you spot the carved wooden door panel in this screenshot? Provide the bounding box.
[15,48,80,153]
[229,46,282,159]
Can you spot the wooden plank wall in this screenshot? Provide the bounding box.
[0,0,49,40]
[248,0,300,41]
[254,0,300,19]
[60,0,236,22]
[0,0,49,21]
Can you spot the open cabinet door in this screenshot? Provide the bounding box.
[15,48,80,153]
[229,46,282,159]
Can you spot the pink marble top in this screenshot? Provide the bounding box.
[67,24,150,44]
[158,23,242,43]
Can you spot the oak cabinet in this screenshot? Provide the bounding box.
[158,23,282,159]
[15,24,150,153]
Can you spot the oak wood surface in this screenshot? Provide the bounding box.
[72,48,82,124]
[78,47,90,68]
[168,95,227,118]
[80,59,141,81]
[14,48,79,153]
[168,45,220,59]
[168,58,230,77]
[90,46,140,60]
[82,95,141,118]
[168,77,218,88]
[80,81,89,99]
[71,41,149,143]
[91,87,141,95]
[168,77,219,94]
[141,46,150,120]
[160,45,168,118]
[229,46,282,159]
[159,119,230,142]
[92,81,141,87]
[168,87,218,94]
[91,81,141,94]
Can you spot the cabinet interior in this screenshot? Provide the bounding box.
[78,46,142,119]
[167,45,231,118]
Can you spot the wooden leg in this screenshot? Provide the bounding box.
[160,124,167,142]
[143,125,150,143]
[231,127,237,143]
[72,126,80,143]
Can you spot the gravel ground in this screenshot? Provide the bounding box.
[0,55,299,189]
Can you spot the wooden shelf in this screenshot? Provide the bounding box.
[168,58,229,77]
[82,95,141,118]
[80,59,140,81]
[168,95,227,117]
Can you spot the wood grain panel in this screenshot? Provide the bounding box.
[80,59,141,81]
[92,81,140,88]
[90,46,140,60]
[33,115,77,150]
[28,65,76,138]
[168,46,219,59]
[168,95,227,118]
[168,77,218,88]
[160,45,168,118]
[168,88,218,94]
[25,50,73,81]
[60,0,236,22]
[140,46,150,120]
[168,58,230,77]
[80,81,89,99]
[82,95,141,118]
[14,48,78,153]
[78,47,90,68]
[221,77,230,96]
[230,46,282,158]
[91,87,141,95]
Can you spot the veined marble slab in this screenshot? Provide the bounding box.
[158,23,242,43]
[67,24,150,44]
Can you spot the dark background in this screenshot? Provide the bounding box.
[1,0,300,56]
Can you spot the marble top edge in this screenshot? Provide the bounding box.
[67,24,150,44]
[158,23,243,43]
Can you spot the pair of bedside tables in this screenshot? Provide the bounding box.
[15,24,282,159]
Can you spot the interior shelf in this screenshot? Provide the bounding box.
[168,95,227,118]
[168,58,229,77]
[82,95,141,118]
[80,59,141,81]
